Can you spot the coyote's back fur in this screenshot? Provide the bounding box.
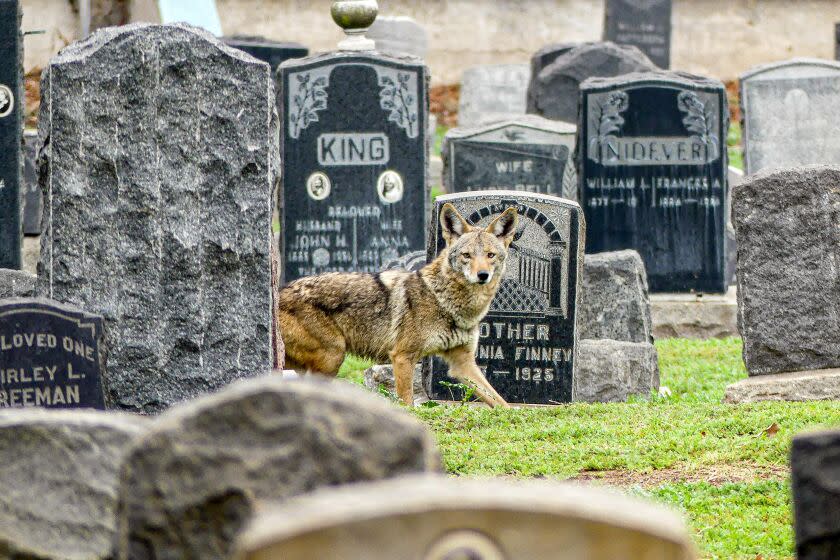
[278,203,518,407]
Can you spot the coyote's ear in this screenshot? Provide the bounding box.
[440,203,471,244]
[485,207,518,247]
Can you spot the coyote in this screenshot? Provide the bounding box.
[278,203,517,408]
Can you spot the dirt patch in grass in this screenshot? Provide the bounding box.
[572,463,788,488]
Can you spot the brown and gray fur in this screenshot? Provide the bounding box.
[278,204,518,408]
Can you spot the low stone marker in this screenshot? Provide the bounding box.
[443,115,578,200]
[364,363,426,404]
[424,191,584,405]
[528,42,656,124]
[575,339,659,403]
[726,166,840,400]
[0,298,107,409]
[579,250,652,343]
[38,23,280,413]
[792,429,840,558]
[0,409,146,560]
[603,0,672,69]
[458,64,531,128]
[117,377,440,560]
[235,475,695,560]
[367,15,428,59]
[0,268,34,298]
[0,0,22,270]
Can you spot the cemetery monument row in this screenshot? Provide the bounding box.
[0,0,22,269]
[740,58,840,175]
[442,115,578,201]
[279,2,428,282]
[578,70,728,294]
[424,191,584,405]
[603,0,672,69]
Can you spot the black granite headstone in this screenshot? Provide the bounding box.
[0,298,106,409]
[836,23,840,61]
[279,52,428,282]
[423,191,584,405]
[443,116,578,200]
[578,71,728,294]
[223,36,308,72]
[22,130,41,235]
[792,430,840,559]
[603,0,672,69]
[0,0,22,269]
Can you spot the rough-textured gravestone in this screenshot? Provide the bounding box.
[0,0,22,270]
[367,16,428,59]
[740,59,840,175]
[279,49,428,281]
[22,130,41,236]
[792,429,840,559]
[0,268,34,298]
[579,70,729,293]
[117,377,440,560]
[580,250,652,343]
[37,23,280,413]
[223,36,309,73]
[733,166,840,376]
[526,42,586,114]
[424,191,584,405]
[363,363,426,404]
[603,0,672,69]
[529,42,656,124]
[0,298,107,409]
[574,339,659,402]
[725,369,840,403]
[236,475,694,560]
[458,64,531,128]
[442,115,578,200]
[0,409,146,560]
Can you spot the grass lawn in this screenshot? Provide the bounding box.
[338,338,840,559]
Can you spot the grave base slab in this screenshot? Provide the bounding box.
[651,288,738,340]
[724,368,840,403]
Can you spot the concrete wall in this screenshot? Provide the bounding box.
[20,0,840,84]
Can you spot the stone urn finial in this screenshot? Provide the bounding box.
[331,0,378,51]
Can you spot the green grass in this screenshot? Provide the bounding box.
[337,339,840,559]
[728,121,743,171]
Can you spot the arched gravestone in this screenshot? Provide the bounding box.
[235,475,695,560]
[442,115,578,201]
[37,23,281,414]
[279,52,428,282]
[424,191,584,405]
[0,0,22,270]
[740,58,840,175]
[578,71,728,294]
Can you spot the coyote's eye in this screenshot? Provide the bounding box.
[487,252,496,259]
[461,252,471,259]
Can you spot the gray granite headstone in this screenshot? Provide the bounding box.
[458,64,531,128]
[367,16,427,59]
[0,0,22,270]
[424,191,585,405]
[22,130,41,236]
[740,58,840,175]
[117,377,440,560]
[575,339,659,402]
[792,429,840,559]
[733,166,840,376]
[529,42,657,124]
[836,23,840,61]
[603,0,672,69]
[526,42,587,114]
[442,115,578,200]
[37,23,280,413]
[0,268,34,298]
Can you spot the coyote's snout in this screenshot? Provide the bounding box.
[278,203,518,408]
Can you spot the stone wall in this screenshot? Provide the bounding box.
[21,0,840,85]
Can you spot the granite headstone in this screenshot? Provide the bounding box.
[0,0,22,270]
[0,298,106,409]
[458,64,531,128]
[529,42,657,124]
[733,166,840,376]
[0,268,33,298]
[740,58,840,175]
[21,130,40,236]
[578,70,728,293]
[367,16,427,59]
[279,51,428,281]
[223,36,308,72]
[835,24,840,61]
[603,0,672,69]
[442,115,578,200]
[526,42,585,113]
[424,191,584,404]
[37,23,280,413]
[792,429,840,559]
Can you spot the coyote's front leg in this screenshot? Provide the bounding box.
[443,345,510,408]
[391,350,420,406]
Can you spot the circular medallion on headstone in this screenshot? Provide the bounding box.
[312,247,331,267]
[377,170,404,203]
[424,531,505,560]
[0,84,14,118]
[306,172,331,200]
